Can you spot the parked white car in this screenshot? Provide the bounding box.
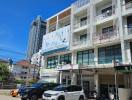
[42,85,85,100]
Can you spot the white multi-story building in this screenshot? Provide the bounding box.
[10,60,39,81]
[40,0,132,98]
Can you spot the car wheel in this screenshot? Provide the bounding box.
[58,96,65,100]
[30,95,38,100]
[79,96,84,100]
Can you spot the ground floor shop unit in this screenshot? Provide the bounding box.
[40,64,132,99]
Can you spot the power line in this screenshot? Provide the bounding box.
[0,48,26,56]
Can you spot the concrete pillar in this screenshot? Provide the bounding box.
[46,22,49,34]
[117,0,126,63]
[124,41,131,63]
[94,47,98,66]
[72,51,77,65]
[70,5,74,49]
[59,71,63,84]
[124,73,131,88]
[56,16,59,29]
[94,74,99,95]
[130,74,132,88]
[71,72,77,85]
[89,0,95,45]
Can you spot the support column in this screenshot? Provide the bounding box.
[130,73,132,88]
[71,72,77,85]
[94,73,99,95]
[94,47,98,66]
[59,71,63,84]
[124,41,131,63]
[89,0,95,45]
[56,16,59,29]
[72,51,77,65]
[117,0,126,63]
[70,5,74,49]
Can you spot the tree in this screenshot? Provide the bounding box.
[0,62,10,83]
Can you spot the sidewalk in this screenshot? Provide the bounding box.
[0,89,11,95]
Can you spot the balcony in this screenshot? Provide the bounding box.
[125,1,132,9]
[74,19,89,32]
[72,39,91,50]
[73,0,90,12]
[124,27,132,40]
[94,0,104,4]
[93,30,119,45]
[127,27,132,35]
[96,10,115,25]
[122,1,132,16]
[73,39,87,46]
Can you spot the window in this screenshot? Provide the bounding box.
[67,85,82,92]
[98,44,122,64]
[127,16,132,28]
[60,53,71,64]
[77,49,94,65]
[125,0,132,3]
[80,34,87,42]
[80,16,87,26]
[47,56,58,68]
[101,6,112,17]
[102,26,114,34]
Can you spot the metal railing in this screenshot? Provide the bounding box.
[123,1,132,9]
[74,19,88,29]
[72,39,90,46]
[96,10,113,21]
[73,0,90,10]
[93,30,119,42]
[126,27,132,35]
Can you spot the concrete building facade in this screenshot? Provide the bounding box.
[40,0,132,99]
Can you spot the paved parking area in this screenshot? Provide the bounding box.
[0,95,20,100]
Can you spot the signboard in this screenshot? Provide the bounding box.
[41,25,70,54]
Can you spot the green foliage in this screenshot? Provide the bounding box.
[0,62,10,82]
[15,79,25,84]
[29,79,37,84]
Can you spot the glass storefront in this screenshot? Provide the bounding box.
[98,44,122,64]
[60,53,71,64]
[77,49,94,65]
[47,56,58,68]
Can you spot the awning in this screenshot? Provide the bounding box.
[41,47,69,56]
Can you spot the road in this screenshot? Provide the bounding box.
[0,95,20,100]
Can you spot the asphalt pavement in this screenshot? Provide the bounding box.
[0,95,20,100]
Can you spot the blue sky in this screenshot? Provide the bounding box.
[0,0,76,62]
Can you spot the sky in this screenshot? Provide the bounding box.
[0,0,76,62]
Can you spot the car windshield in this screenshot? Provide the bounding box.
[32,83,43,88]
[53,85,66,91]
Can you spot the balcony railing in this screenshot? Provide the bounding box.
[96,10,114,21]
[72,39,89,46]
[74,19,88,29]
[125,27,132,35]
[124,1,132,9]
[93,30,119,43]
[73,0,90,11]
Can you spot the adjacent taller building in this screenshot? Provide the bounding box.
[27,16,46,59]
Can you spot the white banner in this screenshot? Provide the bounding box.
[42,25,70,53]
